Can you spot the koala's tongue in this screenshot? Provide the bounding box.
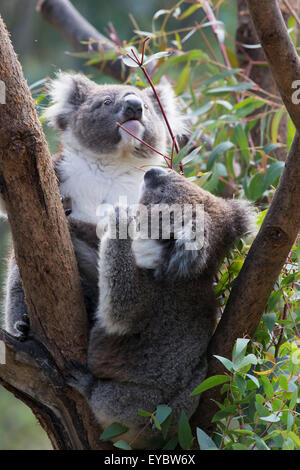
[121,119,142,136]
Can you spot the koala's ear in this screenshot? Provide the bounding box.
[157,199,256,279]
[143,80,187,137]
[43,72,92,130]
[157,220,210,279]
[225,199,257,243]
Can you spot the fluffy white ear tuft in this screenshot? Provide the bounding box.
[43,72,92,129]
[165,223,208,278]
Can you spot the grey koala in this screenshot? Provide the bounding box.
[67,168,255,448]
[1,72,184,338]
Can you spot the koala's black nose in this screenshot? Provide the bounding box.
[144,168,167,187]
[124,98,143,120]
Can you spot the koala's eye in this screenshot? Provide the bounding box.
[104,98,112,106]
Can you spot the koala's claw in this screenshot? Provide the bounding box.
[61,196,72,217]
[64,360,93,396]
[14,313,30,341]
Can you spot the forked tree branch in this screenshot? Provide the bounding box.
[0,15,111,449]
[36,0,130,81]
[193,0,300,434]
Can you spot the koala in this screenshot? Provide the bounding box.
[1,72,184,338]
[67,168,255,448]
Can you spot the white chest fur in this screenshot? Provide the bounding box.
[57,147,159,224]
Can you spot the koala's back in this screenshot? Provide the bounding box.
[88,275,217,410]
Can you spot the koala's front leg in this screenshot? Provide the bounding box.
[4,258,30,340]
[96,207,153,335]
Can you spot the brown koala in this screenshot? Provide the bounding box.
[2,72,184,338]
[67,168,255,448]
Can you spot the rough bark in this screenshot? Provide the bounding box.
[193,0,300,434]
[0,15,111,449]
[0,15,87,363]
[36,0,130,81]
[236,0,299,160]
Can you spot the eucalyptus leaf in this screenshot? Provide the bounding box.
[100,422,129,442]
[196,428,218,450]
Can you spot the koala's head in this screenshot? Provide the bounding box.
[44,72,185,162]
[134,168,255,278]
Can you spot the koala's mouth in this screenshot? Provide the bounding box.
[119,118,144,136]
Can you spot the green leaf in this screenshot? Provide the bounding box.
[234,354,258,371]
[200,69,240,89]
[163,436,178,450]
[181,148,201,165]
[232,123,250,164]
[155,405,172,425]
[264,161,285,189]
[143,51,173,65]
[260,413,281,423]
[194,172,212,188]
[191,375,230,396]
[255,402,270,417]
[260,375,273,399]
[282,437,295,450]
[175,62,190,95]
[231,429,255,436]
[253,436,270,450]
[279,374,289,391]
[234,374,247,394]
[247,173,266,201]
[191,101,214,116]
[232,443,249,450]
[177,4,201,20]
[212,405,237,422]
[113,440,133,450]
[246,374,260,388]
[152,414,162,430]
[262,142,281,154]
[196,428,218,450]
[206,82,253,94]
[287,115,296,151]
[138,409,152,417]
[271,108,285,144]
[290,388,298,410]
[207,142,234,170]
[178,411,194,450]
[233,338,250,362]
[121,55,140,67]
[213,355,234,372]
[232,97,264,118]
[100,422,129,442]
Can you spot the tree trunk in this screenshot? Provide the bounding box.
[0,14,112,450]
[1,0,300,448]
[236,0,300,160]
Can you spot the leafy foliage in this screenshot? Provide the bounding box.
[93,0,299,450]
[2,0,297,451]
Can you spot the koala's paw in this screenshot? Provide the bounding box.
[14,313,30,342]
[132,238,163,270]
[61,196,72,217]
[65,360,94,397]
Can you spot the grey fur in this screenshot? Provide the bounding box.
[3,73,183,336]
[67,169,255,448]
